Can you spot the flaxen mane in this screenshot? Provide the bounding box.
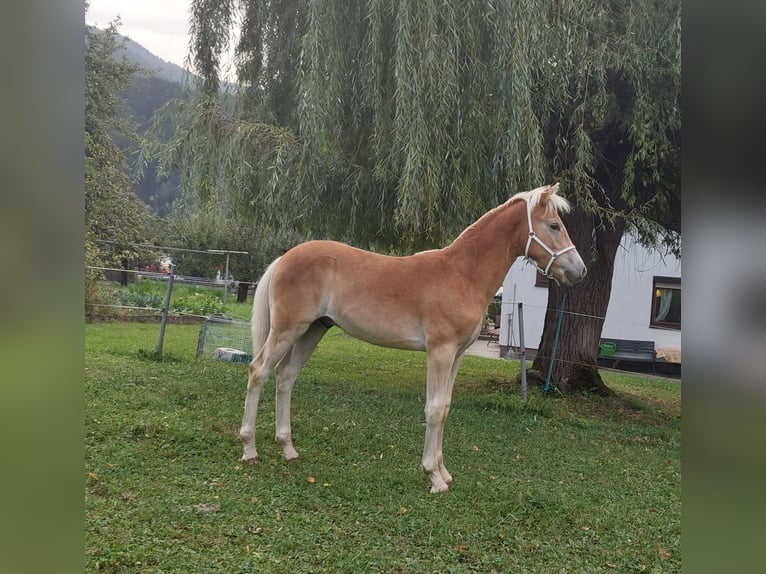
[509,183,570,215]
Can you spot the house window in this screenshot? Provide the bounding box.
[651,276,681,330]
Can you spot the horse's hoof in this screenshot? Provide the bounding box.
[242,456,260,464]
[282,446,300,461]
[429,480,450,494]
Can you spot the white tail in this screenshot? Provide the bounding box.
[250,257,281,357]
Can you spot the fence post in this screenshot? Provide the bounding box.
[543,292,568,393]
[207,249,249,305]
[156,270,175,357]
[222,251,230,304]
[517,302,527,403]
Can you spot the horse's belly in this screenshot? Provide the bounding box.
[333,316,426,351]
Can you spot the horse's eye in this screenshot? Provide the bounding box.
[549,223,561,231]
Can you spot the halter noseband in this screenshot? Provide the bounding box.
[523,198,576,278]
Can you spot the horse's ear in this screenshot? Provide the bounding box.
[539,183,558,203]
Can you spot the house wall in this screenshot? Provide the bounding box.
[499,236,681,352]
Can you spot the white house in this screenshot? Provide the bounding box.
[498,235,681,363]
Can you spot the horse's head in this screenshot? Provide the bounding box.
[521,183,587,287]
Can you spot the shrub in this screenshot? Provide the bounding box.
[116,284,164,309]
[172,291,226,316]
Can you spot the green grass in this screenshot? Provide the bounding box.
[85,323,681,573]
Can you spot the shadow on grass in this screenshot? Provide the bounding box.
[137,348,185,363]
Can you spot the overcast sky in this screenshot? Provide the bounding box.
[86,1,194,69]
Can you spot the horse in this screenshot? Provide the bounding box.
[239,183,587,493]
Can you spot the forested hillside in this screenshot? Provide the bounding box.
[123,74,185,216]
[88,24,189,216]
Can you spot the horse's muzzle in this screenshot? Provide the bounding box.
[554,254,587,287]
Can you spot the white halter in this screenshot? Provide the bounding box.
[524,198,576,278]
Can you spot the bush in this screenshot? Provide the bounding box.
[116,283,165,309]
[172,290,226,316]
[100,280,246,319]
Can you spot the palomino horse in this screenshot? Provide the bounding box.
[239,183,586,493]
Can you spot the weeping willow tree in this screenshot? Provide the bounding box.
[157,0,680,393]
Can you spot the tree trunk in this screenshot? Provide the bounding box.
[531,211,625,396]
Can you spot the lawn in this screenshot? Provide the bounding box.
[85,322,681,573]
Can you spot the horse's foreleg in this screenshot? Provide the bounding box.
[422,346,459,493]
[433,351,465,487]
[274,322,328,461]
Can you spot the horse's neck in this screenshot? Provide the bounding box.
[445,201,525,298]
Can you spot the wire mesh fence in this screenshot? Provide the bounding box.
[196,315,253,362]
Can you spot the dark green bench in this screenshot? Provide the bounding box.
[599,338,656,373]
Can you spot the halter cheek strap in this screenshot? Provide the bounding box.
[524,199,576,277]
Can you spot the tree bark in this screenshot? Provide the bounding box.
[531,211,625,396]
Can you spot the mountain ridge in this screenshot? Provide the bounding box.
[88,24,193,84]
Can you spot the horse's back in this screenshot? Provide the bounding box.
[269,240,480,350]
[271,240,416,306]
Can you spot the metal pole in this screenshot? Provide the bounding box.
[517,302,527,403]
[509,283,517,347]
[156,270,175,357]
[223,252,230,304]
[544,292,568,393]
[208,249,248,305]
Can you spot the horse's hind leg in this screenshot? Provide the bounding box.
[239,334,295,463]
[274,321,328,460]
[240,355,268,462]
